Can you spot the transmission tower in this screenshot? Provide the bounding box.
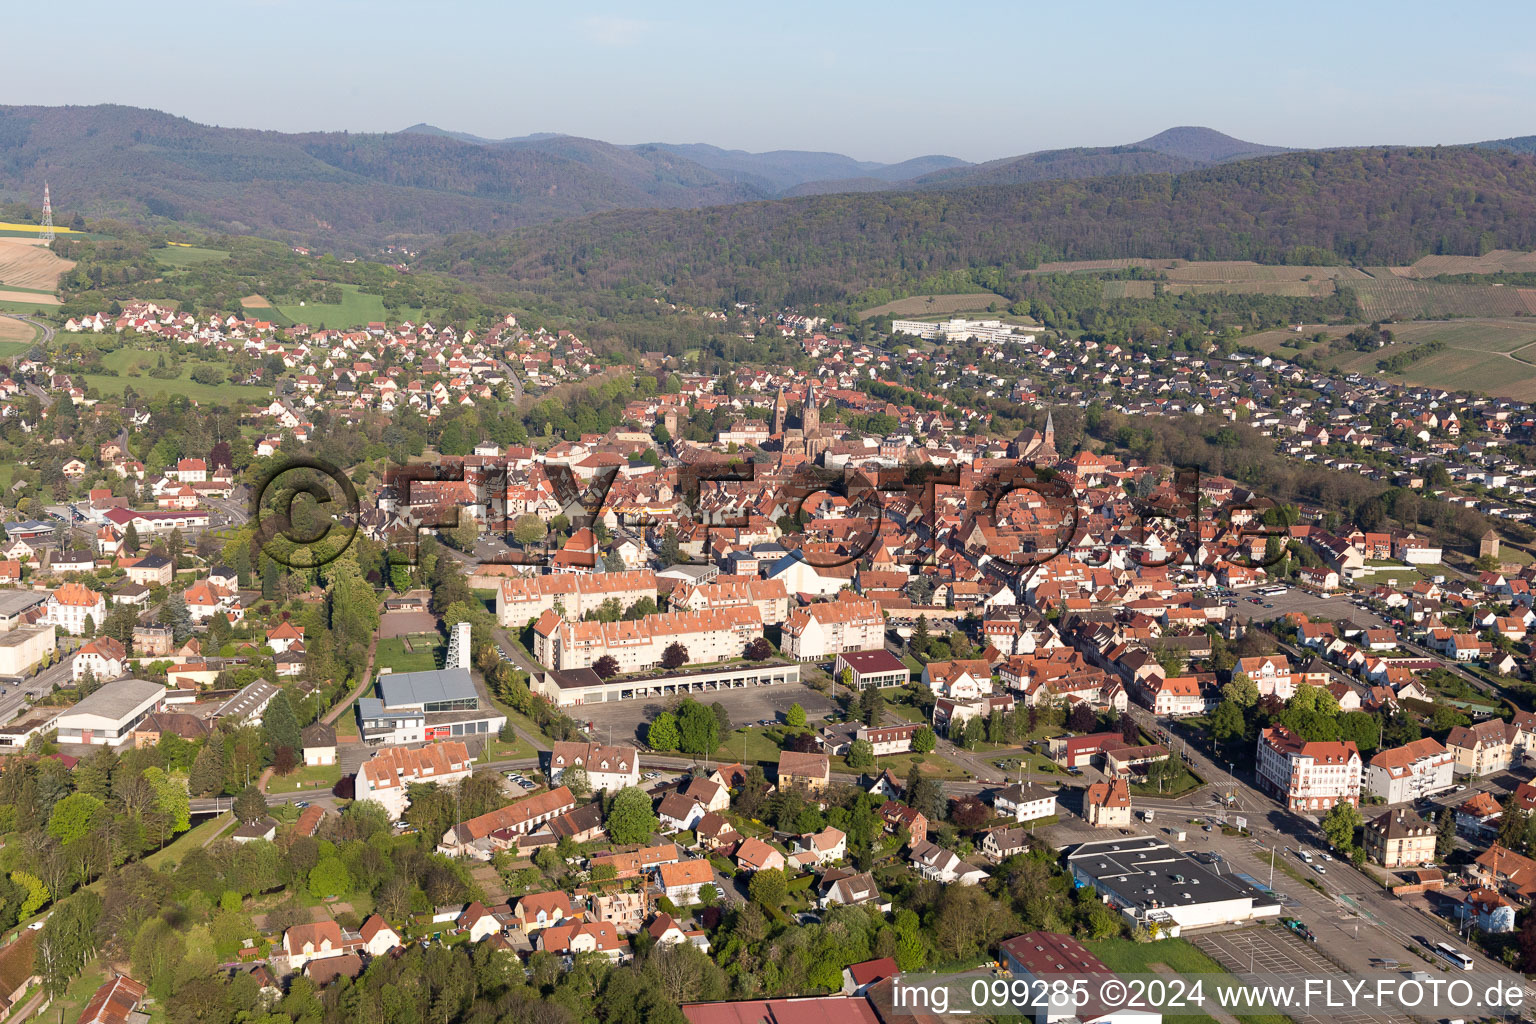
[39,183,54,243]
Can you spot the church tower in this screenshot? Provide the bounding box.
[772,386,788,436]
[802,383,820,438]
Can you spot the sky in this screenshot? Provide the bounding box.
[11,0,1536,163]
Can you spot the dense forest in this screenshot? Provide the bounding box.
[429,147,1536,307]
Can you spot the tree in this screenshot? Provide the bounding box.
[1210,700,1246,745]
[562,765,590,799]
[1321,801,1363,854]
[1436,808,1457,859]
[592,655,620,680]
[262,690,301,761]
[647,711,680,752]
[1119,715,1140,745]
[1067,704,1097,733]
[786,703,807,728]
[744,637,773,661]
[911,726,936,754]
[189,741,229,797]
[1221,673,1259,708]
[233,786,267,825]
[858,687,885,726]
[748,867,787,909]
[710,702,731,739]
[949,794,989,828]
[911,615,931,655]
[163,594,193,645]
[675,700,718,756]
[47,793,103,847]
[308,856,352,900]
[122,521,141,554]
[662,642,689,670]
[846,740,875,771]
[512,515,546,547]
[607,786,658,845]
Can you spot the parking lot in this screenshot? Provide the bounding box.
[1195,928,1390,1024]
[573,681,841,746]
[1228,585,1387,628]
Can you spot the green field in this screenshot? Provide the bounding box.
[79,346,272,404]
[276,282,418,329]
[0,298,56,315]
[154,245,231,268]
[374,636,445,674]
[1084,937,1289,1024]
[0,341,35,357]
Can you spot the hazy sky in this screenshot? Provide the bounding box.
[12,1,1536,163]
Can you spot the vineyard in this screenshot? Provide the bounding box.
[1394,250,1536,278]
[1351,275,1536,319]
[860,292,1008,317]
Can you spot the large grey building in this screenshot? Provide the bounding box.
[1066,836,1281,937]
[358,667,505,745]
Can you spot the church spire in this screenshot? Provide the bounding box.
[1044,408,1055,441]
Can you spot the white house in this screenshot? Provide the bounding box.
[993,782,1057,823]
[43,582,106,636]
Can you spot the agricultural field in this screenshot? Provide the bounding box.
[1168,280,1333,297]
[860,292,1008,318]
[1026,257,1177,274]
[1393,249,1536,278]
[1163,261,1372,284]
[0,236,73,294]
[1102,280,1155,299]
[1245,318,1536,400]
[1351,274,1535,319]
[0,316,38,346]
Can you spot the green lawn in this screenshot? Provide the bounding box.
[1130,765,1205,798]
[275,283,418,329]
[374,636,444,674]
[478,735,537,762]
[0,298,57,314]
[0,340,33,357]
[145,812,235,869]
[840,750,970,780]
[82,365,271,405]
[714,725,792,765]
[266,762,344,794]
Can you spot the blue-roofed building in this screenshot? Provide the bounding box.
[359,667,506,745]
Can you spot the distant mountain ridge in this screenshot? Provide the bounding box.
[14,103,1500,250]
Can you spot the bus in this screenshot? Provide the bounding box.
[1433,942,1474,971]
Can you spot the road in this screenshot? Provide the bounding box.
[1120,702,1536,998]
[0,649,78,725]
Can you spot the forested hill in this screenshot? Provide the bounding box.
[426,147,1536,307]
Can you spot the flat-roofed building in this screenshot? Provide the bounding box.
[0,625,54,677]
[55,678,165,747]
[832,650,910,690]
[1066,836,1282,936]
[358,667,507,745]
[530,660,800,707]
